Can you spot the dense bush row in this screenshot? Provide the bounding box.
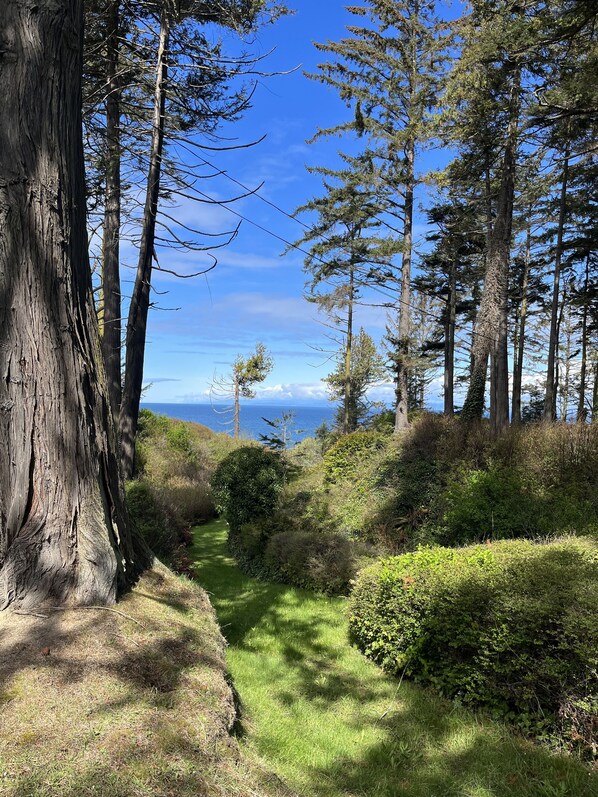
[349,538,598,756]
[126,410,239,572]
[212,446,355,594]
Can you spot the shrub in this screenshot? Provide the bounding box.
[211,445,285,531]
[438,465,541,544]
[126,480,178,560]
[264,529,355,594]
[323,431,388,484]
[154,476,215,527]
[349,538,598,755]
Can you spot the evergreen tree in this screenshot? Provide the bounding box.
[308,0,448,432]
[454,2,529,431]
[211,344,274,439]
[0,0,147,609]
[325,328,386,432]
[295,155,398,434]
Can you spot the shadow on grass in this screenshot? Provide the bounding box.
[0,568,298,797]
[190,519,598,797]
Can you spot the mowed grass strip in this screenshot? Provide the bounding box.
[191,519,598,797]
[0,565,291,797]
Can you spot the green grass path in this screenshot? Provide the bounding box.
[190,519,597,797]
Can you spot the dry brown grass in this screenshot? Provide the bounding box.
[0,566,295,797]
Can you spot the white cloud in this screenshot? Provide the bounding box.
[254,382,329,402]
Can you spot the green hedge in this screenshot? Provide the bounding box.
[211,445,285,531]
[349,538,598,755]
[264,529,355,595]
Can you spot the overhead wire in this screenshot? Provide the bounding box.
[186,163,500,346]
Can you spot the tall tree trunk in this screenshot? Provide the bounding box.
[544,146,570,421]
[343,265,355,434]
[561,307,572,420]
[553,285,567,419]
[444,258,456,415]
[120,6,170,479]
[592,360,598,423]
[462,65,520,431]
[101,0,123,421]
[511,221,531,424]
[394,139,414,434]
[577,255,590,422]
[0,0,146,610]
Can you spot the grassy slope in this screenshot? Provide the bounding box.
[191,519,598,797]
[0,566,290,797]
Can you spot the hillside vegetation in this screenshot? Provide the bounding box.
[0,565,292,797]
[212,415,598,757]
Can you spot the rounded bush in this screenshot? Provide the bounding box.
[211,445,285,531]
[349,538,598,753]
[264,529,355,594]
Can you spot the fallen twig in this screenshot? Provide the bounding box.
[13,610,49,619]
[47,606,146,629]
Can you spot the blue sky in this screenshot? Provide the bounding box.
[136,1,459,406]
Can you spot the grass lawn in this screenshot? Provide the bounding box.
[0,565,291,797]
[191,519,598,797]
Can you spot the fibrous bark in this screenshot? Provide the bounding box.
[101,0,123,421]
[0,0,146,609]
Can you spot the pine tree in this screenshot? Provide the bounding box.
[455,2,529,431]
[325,328,386,432]
[307,0,448,432]
[294,155,398,434]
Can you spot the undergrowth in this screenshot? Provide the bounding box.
[191,518,598,797]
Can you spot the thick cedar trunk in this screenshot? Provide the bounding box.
[394,140,414,434]
[444,258,456,415]
[120,7,170,479]
[511,222,531,424]
[462,65,520,430]
[544,147,570,421]
[0,0,144,609]
[343,265,355,434]
[101,0,123,420]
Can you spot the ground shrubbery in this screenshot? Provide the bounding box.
[323,431,388,483]
[127,409,238,571]
[264,529,354,594]
[125,480,179,560]
[212,445,285,530]
[212,446,356,593]
[363,415,598,549]
[349,538,598,756]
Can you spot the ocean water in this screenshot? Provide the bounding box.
[142,402,336,443]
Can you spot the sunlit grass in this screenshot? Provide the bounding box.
[191,519,598,797]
